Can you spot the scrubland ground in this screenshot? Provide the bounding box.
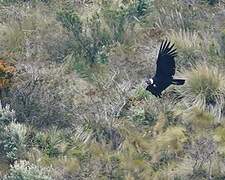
[0,0,225,179]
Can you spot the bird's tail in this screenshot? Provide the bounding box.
[172,78,185,85]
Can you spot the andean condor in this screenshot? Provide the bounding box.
[145,40,185,97]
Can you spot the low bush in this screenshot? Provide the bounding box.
[3,160,56,180]
[0,104,27,163]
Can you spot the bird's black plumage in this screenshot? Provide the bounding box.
[145,40,185,97]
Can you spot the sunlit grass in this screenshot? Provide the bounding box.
[169,30,201,50]
[0,6,63,62]
[0,24,25,52]
[184,107,215,129]
[167,29,203,68]
[152,126,187,153]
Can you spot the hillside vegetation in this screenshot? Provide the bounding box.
[0,0,225,179]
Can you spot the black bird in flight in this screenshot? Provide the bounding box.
[145,40,185,97]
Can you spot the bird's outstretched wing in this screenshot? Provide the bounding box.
[155,40,177,79]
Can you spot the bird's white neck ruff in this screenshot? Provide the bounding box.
[149,78,153,84]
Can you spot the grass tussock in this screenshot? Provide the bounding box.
[179,64,225,112]
[169,30,201,51]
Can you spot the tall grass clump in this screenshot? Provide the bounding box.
[152,126,187,154]
[169,30,222,68]
[169,30,201,50]
[179,64,225,117]
[154,0,214,31]
[168,30,203,68]
[34,127,65,159]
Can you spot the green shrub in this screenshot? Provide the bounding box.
[34,128,65,158]
[0,122,27,162]
[2,134,18,162]
[134,85,151,101]
[130,106,157,126]
[56,0,153,75]
[0,104,27,162]
[57,10,111,66]
[102,0,152,43]
[0,104,15,126]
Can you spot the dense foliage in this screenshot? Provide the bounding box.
[0,0,225,179]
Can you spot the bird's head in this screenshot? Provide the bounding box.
[145,78,153,85]
[144,78,154,89]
